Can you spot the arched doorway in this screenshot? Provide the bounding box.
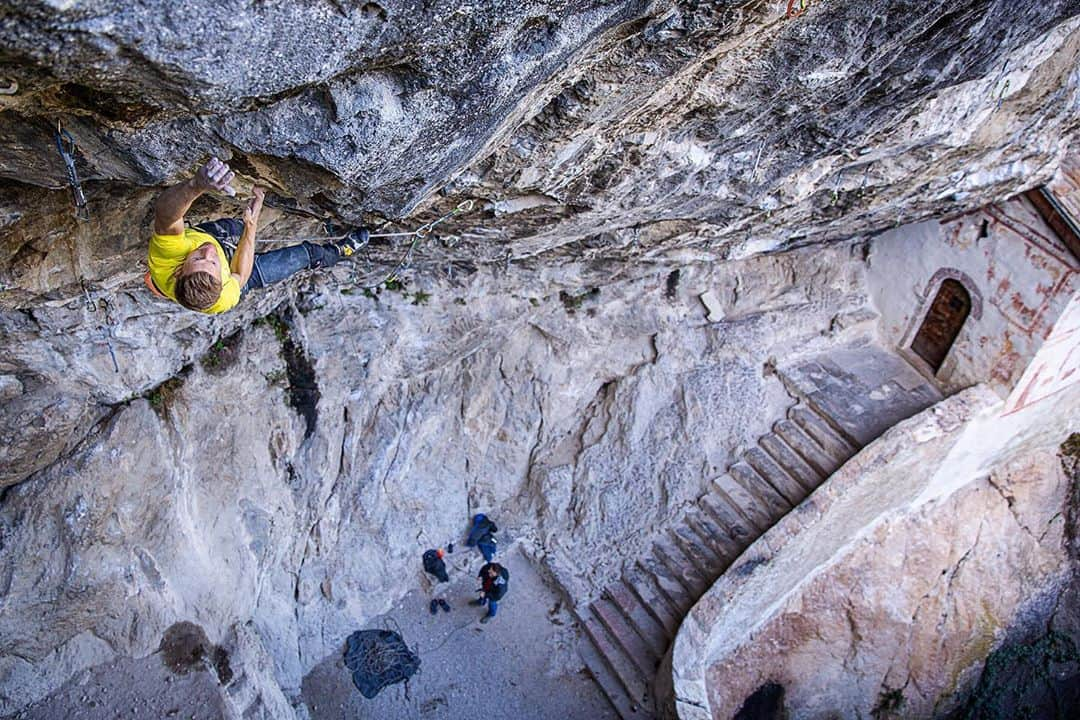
[911,278,972,373]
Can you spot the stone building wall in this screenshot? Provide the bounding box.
[866,195,1078,396]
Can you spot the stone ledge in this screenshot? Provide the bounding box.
[669,384,1004,719]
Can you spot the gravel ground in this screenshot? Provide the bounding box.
[5,545,613,720]
[5,652,227,720]
[301,544,615,720]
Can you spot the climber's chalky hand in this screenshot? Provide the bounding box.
[194,156,236,197]
[244,187,265,228]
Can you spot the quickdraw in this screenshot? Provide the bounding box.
[786,0,810,18]
[995,79,1011,110]
[54,120,90,221]
[751,138,765,182]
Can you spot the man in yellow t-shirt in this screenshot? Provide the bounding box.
[148,157,368,314]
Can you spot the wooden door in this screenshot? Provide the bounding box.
[911,279,971,372]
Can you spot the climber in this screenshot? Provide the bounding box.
[147,157,368,314]
[470,561,509,624]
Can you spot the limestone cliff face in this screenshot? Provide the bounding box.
[1,0,1079,716]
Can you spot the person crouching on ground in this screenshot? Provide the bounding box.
[147,157,367,314]
[471,562,509,624]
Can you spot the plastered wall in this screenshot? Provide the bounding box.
[866,195,1077,396]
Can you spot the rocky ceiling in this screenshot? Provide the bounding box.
[1,0,1078,263]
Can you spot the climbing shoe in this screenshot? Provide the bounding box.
[429,599,439,615]
[480,614,493,624]
[334,228,370,258]
[438,599,451,613]
[469,599,484,607]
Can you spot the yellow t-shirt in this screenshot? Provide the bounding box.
[147,227,241,314]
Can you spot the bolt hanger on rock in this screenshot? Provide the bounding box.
[54,120,90,221]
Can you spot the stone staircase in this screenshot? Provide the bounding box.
[575,346,942,719]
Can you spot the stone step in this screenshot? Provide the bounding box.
[744,446,807,507]
[637,555,694,616]
[591,596,661,677]
[791,405,857,466]
[578,627,654,720]
[758,432,823,492]
[606,579,671,658]
[697,492,755,548]
[710,474,772,534]
[684,507,741,566]
[624,565,681,637]
[653,536,709,597]
[729,461,791,521]
[579,607,652,710]
[773,418,842,478]
[671,524,723,578]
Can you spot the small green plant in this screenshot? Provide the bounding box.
[959,631,1080,720]
[202,339,227,369]
[529,297,540,307]
[252,313,290,344]
[145,376,184,416]
[560,287,600,313]
[362,287,377,299]
[411,291,431,306]
[453,297,467,306]
[263,369,287,386]
[384,278,407,293]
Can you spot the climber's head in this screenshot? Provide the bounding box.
[174,242,222,311]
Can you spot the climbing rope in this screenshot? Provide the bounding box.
[343,620,421,700]
[55,120,90,221]
[346,199,475,290]
[258,199,474,288]
[53,123,120,373]
[62,229,120,374]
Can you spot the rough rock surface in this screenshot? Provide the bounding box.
[0,242,871,715]
[2,0,1080,717]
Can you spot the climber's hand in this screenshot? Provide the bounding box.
[244,187,265,228]
[193,156,236,197]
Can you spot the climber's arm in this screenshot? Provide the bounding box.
[153,157,236,236]
[230,187,264,288]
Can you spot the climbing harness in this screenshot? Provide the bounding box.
[54,120,90,221]
[786,0,810,18]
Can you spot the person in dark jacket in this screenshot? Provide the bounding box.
[465,513,498,562]
[470,562,509,623]
[422,548,451,614]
